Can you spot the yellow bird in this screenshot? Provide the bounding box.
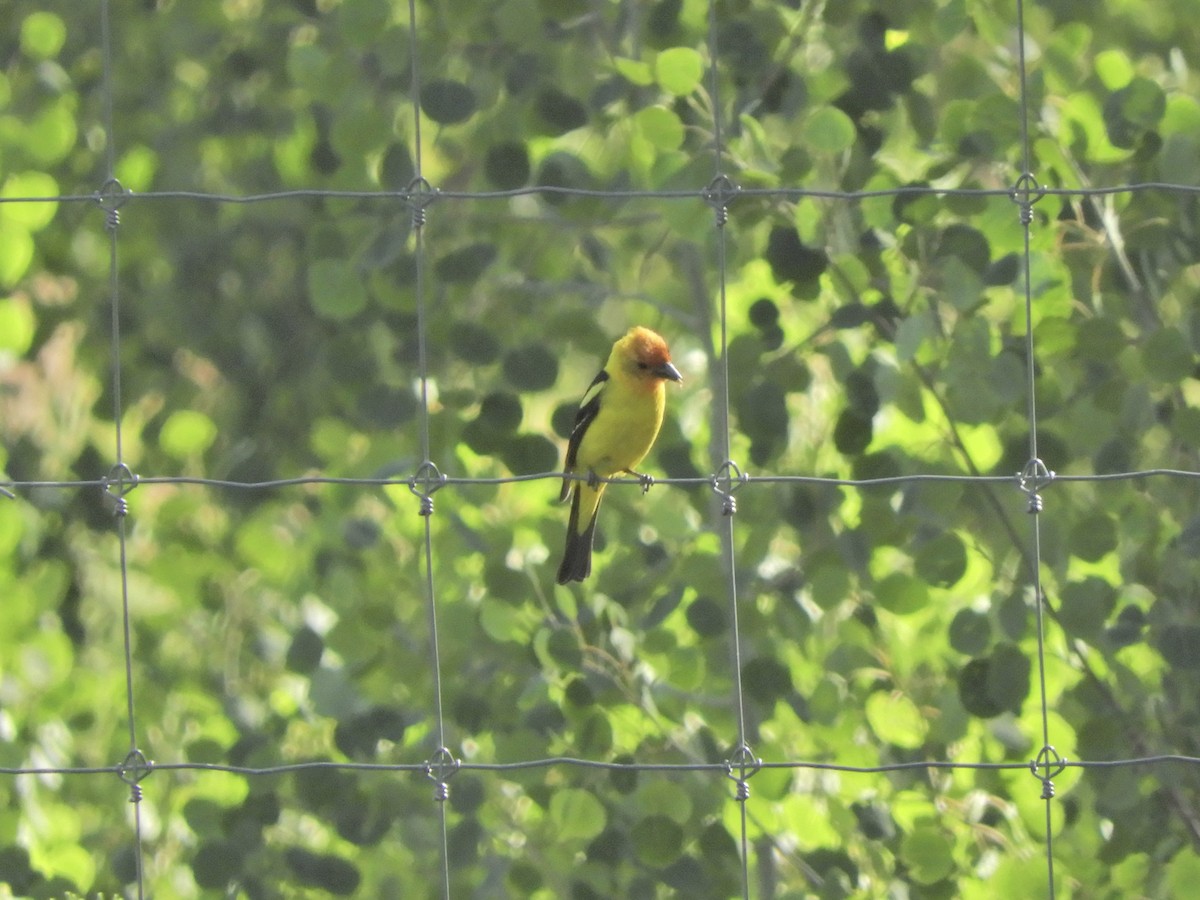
[557,326,682,584]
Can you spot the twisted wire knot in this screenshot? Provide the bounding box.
[1030,745,1066,800]
[1016,458,1054,514]
[1009,173,1043,226]
[117,748,152,802]
[725,743,761,803]
[102,463,139,518]
[409,461,446,517]
[96,178,130,232]
[425,746,460,803]
[703,174,737,228]
[711,460,746,516]
[406,177,437,228]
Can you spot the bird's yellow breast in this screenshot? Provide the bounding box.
[574,379,666,477]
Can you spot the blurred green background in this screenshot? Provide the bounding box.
[4,0,1200,896]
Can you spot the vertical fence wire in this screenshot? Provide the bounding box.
[1013,0,1060,895]
[703,3,755,898]
[404,2,455,898]
[97,1,147,898]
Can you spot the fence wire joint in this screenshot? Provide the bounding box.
[425,747,460,802]
[95,178,131,231]
[117,748,152,802]
[703,174,738,227]
[1030,745,1067,800]
[409,461,446,516]
[405,177,438,228]
[1009,173,1044,225]
[711,460,747,516]
[725,743,761,802]
[1016,458,1054,513]
[103,463,139,518]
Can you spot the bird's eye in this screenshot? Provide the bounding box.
[636,361,648,370]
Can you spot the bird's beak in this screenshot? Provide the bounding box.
[656,361,683,384]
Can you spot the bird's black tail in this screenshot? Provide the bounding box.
[556,487,599,583]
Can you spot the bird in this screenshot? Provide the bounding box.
[556,326,682,584]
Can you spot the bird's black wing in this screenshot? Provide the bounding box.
[560,369,608,501]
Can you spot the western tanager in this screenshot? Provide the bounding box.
[556,326,682,584]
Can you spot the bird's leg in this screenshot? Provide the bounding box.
[622,468,655,494]
[585,470,602,489]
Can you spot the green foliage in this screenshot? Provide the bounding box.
[4,0,1200,897]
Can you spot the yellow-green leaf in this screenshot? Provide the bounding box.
[307,258,368,321]
[0,224,34,287]
[655,47,704,96]
[866,691,928,749]
[613,57,654,86]
[1,171,59,231]
[803,106,857,155]
[20,12,67,60]
[549,788,606,841]
[0,296,36,355]
[1095,49,1133,90]
[160,410,218,460]
[632,105,684,150]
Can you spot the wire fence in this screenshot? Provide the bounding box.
[4,0,1200,897]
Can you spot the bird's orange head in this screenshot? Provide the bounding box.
[617,326,682,386]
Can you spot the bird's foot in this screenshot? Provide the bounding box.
[625,469,655,494]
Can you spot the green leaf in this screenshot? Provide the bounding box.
[20,12,67,60]
[286,626,325,674]
[421,80,477,125]
[1118,77,1166,128]
[1068,511,1117,563]
[613,57,654,86]
[900,825,955,885]
[479,597,532,643]
[434,242,497,283]
[986,643,1031,713]
[1142,327,1192,382]
[914,532,968,587]
[631,815,684,866]
[1160,132,1200,185]
[502,343,558,391]
[1166,848,1200,898]
[948,608,991,655]
[654,47,704,96]
[865,692,928,749]
[307,258,368,320]
[24,102,77,166]
[803,106,856,155]
[632,105,684,150]
[875,572,930,615]
[484,142,531,190]
[549,788,606,842]
[287,43,331,93]
[0,223,34,287]
[1076,316,1127,361]
[284,848,360,895]
[1057,578,1116,642]
[1094,49,1133,90]
[0,296,35,355]
[116,145,159,192]
[159,410,218,460]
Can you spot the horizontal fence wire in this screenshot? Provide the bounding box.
[8,180,1200,207]
[4,0,1200,898]
[7,467,1200,495]
[6,754,1200,781]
